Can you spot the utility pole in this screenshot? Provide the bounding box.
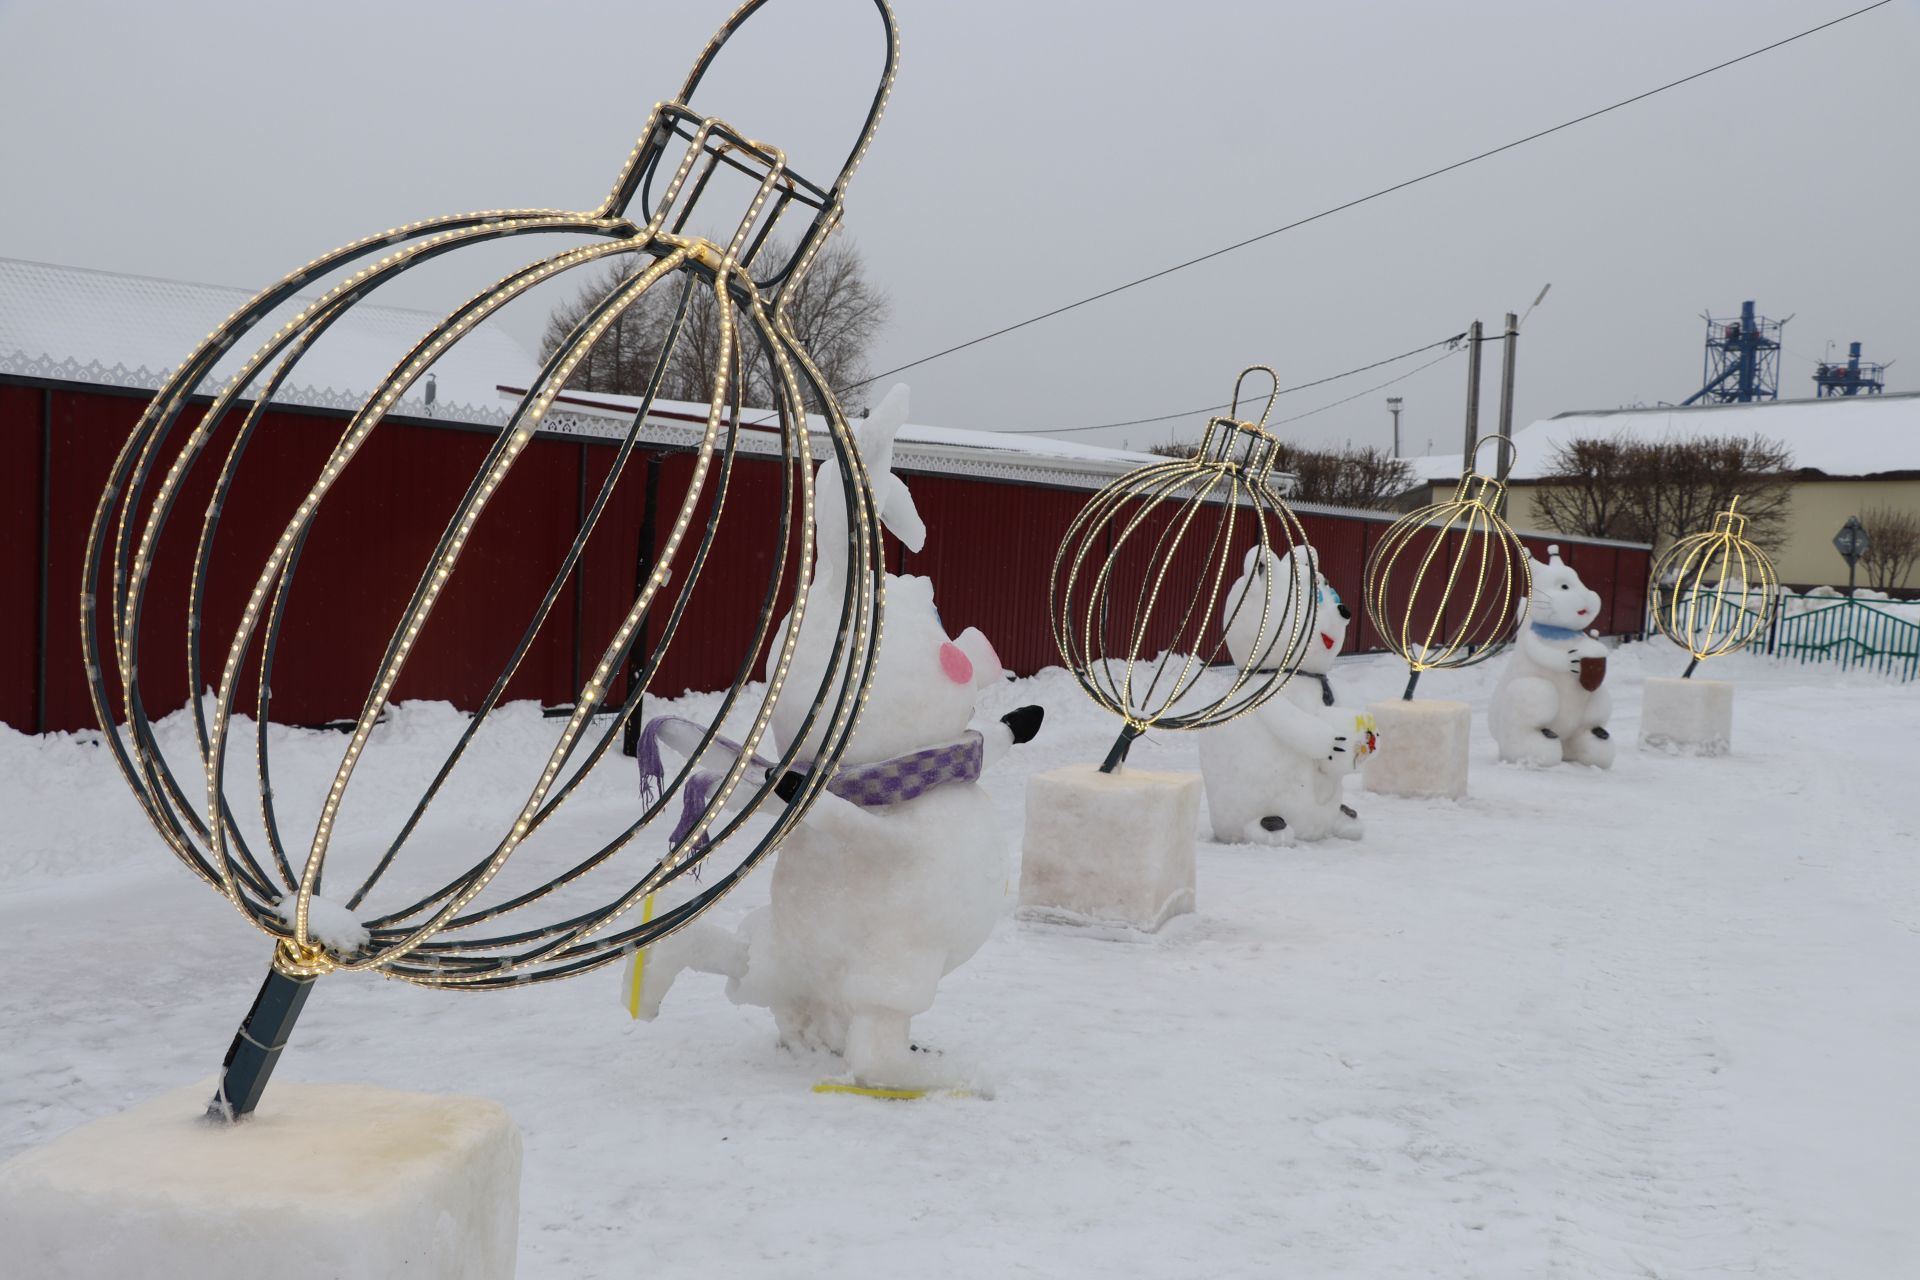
[1495,311,1518,516]
[1461,319,1483,465]
[1387,396,1403,457]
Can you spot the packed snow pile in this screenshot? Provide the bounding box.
[2,639,1917,1278]
[0,1081,520,1280]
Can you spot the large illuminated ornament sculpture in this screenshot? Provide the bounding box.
[1050,366,1317,769]
[1640,499,1778,755]
[1360,437,1532,797]
[80,0,900,1124]
[1023,367,1316,928]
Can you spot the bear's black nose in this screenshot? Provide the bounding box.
[1337,603,1351,621]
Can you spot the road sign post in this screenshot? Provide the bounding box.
[1833,516,1871,596]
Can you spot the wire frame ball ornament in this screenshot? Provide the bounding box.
[1364,436,1533,700]
[1649,498,1779,677]
[1051,366,1318,773]
[80,0,901,1120]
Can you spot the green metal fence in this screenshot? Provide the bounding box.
[1771,595,1920,680]
[1652,590,1920,681]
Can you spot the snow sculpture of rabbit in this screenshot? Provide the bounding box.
[1197,545,1373,846]
[625,385,1043,1089]
[1487,544,1614,768]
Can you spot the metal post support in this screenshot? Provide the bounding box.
[206,962,318,1122]
[1461,320,1483,464]
[1098,723,1142,774]
[1496,312,1518,518]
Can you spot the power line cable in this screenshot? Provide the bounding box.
[849,0,1889,391]
[1002,332,1467,436]
[1273,348,1466,430]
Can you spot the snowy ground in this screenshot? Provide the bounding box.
[2,641,1916,1278]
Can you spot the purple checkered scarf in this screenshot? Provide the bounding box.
[634,715,984,853]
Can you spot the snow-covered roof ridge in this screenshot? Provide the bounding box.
[0,255,534,427]
[1410,392,1920,482]
[519,385,1170,491]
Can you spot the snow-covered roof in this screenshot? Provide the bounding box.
[1410,392,1920,483]
[0,256,538,425]
[522,386,1169,491]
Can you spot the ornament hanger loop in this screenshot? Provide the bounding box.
[676,0,900,197]
[1230,364,1282,430]
[1467,433,1518,483]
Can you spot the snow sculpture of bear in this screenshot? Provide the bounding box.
[626,385,1042,1089]
[1197,545,1372,846]
[1487,544,1615,768]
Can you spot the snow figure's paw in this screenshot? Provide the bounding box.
[1563,726,1618,771]
[1244,815,1297,848]
[619,919,746,1021]
[618,942,683,1022]
[1501,732,1564,769]
[822,1031,990,1099]
[1333,804,1364,841]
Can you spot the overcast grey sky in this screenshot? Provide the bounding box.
[2,0,1914,455]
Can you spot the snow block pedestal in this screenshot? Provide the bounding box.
[0,1081,521,1280]
[1639,677,1733,756]
[1020,763,1199,931]
[1362,699,1471,799]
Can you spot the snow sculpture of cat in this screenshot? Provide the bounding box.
[1197,545,1372,846]
[625,385,1042,1089]
[1487,544,1614,768]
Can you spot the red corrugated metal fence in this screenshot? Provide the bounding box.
[1,378,1652,733]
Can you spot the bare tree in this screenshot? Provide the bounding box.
[1146,438,1412,511]
[1277,443,1414,510]
[538,238,890,413]
[1860,504,1920,593]
[1619,435,1795,554]
[1533,432,1793,552]
[1534,437,1645,541]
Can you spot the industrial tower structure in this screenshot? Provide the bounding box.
[1812,342,1887,397]
[1682,300,1784,405]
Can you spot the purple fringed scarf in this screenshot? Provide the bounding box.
[635,715,985,854]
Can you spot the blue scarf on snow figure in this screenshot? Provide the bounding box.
[1529,621,1587,642]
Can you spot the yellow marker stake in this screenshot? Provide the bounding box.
[624,893,657,1019]
[813,1082,972,1101]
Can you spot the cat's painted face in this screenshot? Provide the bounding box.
[1529,560,1602,630]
